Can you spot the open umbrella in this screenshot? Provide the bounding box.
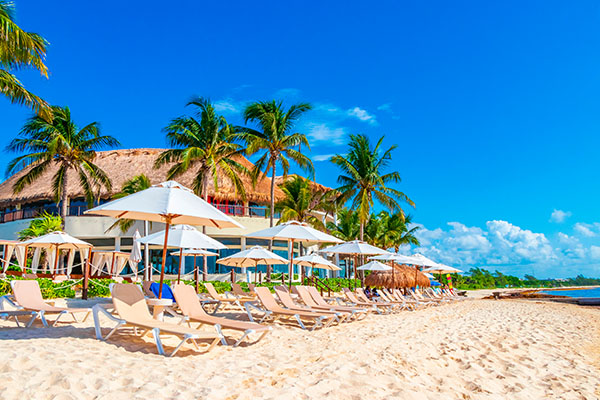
[357,260,393,271]
[86,181,242,298]
[137,224,226,284]
[170,249,219,292]
[293,253,341,274]
[409,253,440,288]
[423,263,463,274]
[217,246,288,283]
[21,231,93,298]
[246,221,342,288]
[321,240,389,289]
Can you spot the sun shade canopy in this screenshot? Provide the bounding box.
[216,246,288,268]
[293,253,341,271]
[137,224,227,250]
[246,220,343,243]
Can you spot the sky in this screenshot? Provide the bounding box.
[2,1,600,278]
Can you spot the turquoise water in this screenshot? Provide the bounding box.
[540,287,600,298]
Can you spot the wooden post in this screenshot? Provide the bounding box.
[288,239,295,289]
[203,255,208,281]
[230,268,235,283]
[111,251,116,277]
[176,248,183,283]
[194,255,199,293]
[158,219,171,299]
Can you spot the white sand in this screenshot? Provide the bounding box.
[0,299,598,399]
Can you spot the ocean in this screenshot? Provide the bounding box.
[540,287,600,298]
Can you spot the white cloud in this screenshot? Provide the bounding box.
[306,123,347,145]
[312,153,336,162]
[574,223,596,237]
[550,209,571,223]
[377,103,392,112]
[347,107,377,125]
[213,98,243,114]
[590,246,600,260]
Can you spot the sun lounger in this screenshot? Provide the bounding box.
[410,289,442,305]
[204,283,256,312]
[92,283,221,356]
[249,286,336,330]
[341,288,390,314]
[172,283,271,347]
[355,288,400,312]
[391,289,434,308]
[0,297,44,327]
[231,283,256,298]
[296,286,368,320]
[381,289,420,310]
[273,286,348,324]
[374,289,415,311]
[10,280,91,326]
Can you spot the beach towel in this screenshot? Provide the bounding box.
[150,282,176,302]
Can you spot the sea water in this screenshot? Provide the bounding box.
[540,287,600,298]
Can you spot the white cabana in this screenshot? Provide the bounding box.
[90,251,131,276]
[246,221,342,287]
[357,260,393,271]
[86,181,242,298]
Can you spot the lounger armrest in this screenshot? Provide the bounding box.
[92,304,126,340]
[0,295,22,310]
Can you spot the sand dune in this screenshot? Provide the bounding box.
[0,299,598,399]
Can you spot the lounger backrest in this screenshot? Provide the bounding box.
[172,283,207,318]
[254,287,284,312]
[355,288,370,303]
[343,288,361,303]
[112,283,153,322]
[11,280,45,309]
[296,286,319,307]
[231,283,245,297]
[307,286,328,306]
[248,283,256,291]
[204,283,221,299]
[274,286,298,309]
[142,281,155,298]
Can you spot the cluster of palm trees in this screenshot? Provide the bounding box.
[2,2,418,270]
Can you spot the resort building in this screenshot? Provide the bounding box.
[0,148,333,277]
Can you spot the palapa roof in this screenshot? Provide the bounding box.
[274,174,332,193]
[0,148,287,207]
[364,264,431,288]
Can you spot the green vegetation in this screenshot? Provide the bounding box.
[331,134,414,240]
[156,97,248,200]
[6,106,119,223]
[107,174,151,233]
[18,211,62,240]
[452,267,600,290]
[0,1,51,119]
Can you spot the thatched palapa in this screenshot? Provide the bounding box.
[364,264,431,288]
[0,148,296,207]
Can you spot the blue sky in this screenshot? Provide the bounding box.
[2,1,600,278]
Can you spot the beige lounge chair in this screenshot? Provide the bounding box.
[273,286,349,324]
[172,284,270,347]
[249,287,336,330]
[0,297,44,327]
[391,289,434,308]
[296,286,368,320]
[342,288,391,314]
[92,283,221,356]
[204,283,255,311]
[374,289,415,311]
[11,280,91,326]
[355,288,400,311]
[231,283,256,298]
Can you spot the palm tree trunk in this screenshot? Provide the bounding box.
[59,174,68,228]
[269,161,276,227]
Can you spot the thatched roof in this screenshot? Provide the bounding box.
[274,174,333,193]
[364,264,431,288]
[0,148,287,207]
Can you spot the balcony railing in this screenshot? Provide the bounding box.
[0,203,279,224]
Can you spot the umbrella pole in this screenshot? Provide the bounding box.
[54,244,59,275]
[194,255,198,293]
[288,239,295,289]
[158,220,171,299]
[414,265,418,289]
[203,255,208,281]
[111,252,116,277]
[83,253,90,300]
[177,248,183,284]
[354,255,358,290]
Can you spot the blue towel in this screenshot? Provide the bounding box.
[149,282,176,302]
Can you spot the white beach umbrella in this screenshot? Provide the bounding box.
[423,272,435,279]
[293,253,341,271]
[217,246,288,283]
[357,260,393,271]
[137,224,227,283]
[246,221,343,288]
[85,181,242,298]
[410,253,440,268]
[170,248,220,292]
[423,263,463,274]
[321,240,389,288]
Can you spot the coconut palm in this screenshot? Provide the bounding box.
[155,97,248,200]
[6,105,119,224]
[18,211,62,240]
[274,175,335,230]
[242,100,314,227]
[368,211,420,250]
[107,174,151,233]
[326,208,360,242]
[0,1,51,119]
[331,134,414,240]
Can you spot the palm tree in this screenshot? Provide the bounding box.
[107,174,151,233]
[242,100,314,227]
[0,1,51,119]
[326,208,360,242]
[331,134,414,240]
[368,211,420,250]
[155,97,248,200]
[18,211,62,240]
[274,175,334,230]
[6,106,119,224]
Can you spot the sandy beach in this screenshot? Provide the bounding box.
[0,298,598,400]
